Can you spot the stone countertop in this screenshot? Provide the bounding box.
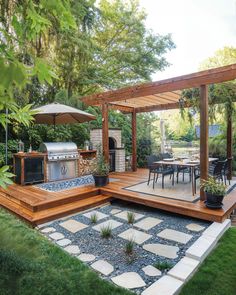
[13,152,47,158]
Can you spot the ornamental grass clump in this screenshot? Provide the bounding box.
[90,212,98,224]
[154,261,174,271]
[125,238,135,255]
[200,176,226,196]
[127,212,135,224]
[100,225,112,239]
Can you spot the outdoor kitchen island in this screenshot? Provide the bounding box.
[13,142,97,185]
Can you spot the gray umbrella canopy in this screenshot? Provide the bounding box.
[33,103,96,125]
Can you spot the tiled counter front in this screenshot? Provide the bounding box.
[78,150,97,176]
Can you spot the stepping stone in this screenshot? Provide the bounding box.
[92,219,122,232]
[110,209,122,215]
[118,228,152,245]
[114,210,144,222]
[78,253,96,262]
[49,232,65,240]
[157,229,193,244]
[134,217,163,231]
[168,257,200,282]
[64,245,80,255]
[91,260,114,275]
[60,219,88,233]
[141,275,183,295]
[112,272,146,289]
[186,223,205,232]
[41,227,56,233]
[83,210,108,221]
[142,265,161,277]
[56,239,71,247]
[143,243,179,259]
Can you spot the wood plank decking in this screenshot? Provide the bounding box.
[0,169,236,226]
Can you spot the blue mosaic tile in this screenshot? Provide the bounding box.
[35,175,94,192]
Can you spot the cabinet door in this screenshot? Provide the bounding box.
[24,157,44,184]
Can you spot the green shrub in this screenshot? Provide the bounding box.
[124,239,135,255]
[154,261,174,271]
[90,212,98,224]
[127,212,135,224]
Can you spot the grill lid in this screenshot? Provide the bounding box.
[39,142,79,161]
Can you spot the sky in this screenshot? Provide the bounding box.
[139,0,236,80]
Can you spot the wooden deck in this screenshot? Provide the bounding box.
[0,169,236,226]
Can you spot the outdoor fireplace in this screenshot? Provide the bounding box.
[90,128,125,172]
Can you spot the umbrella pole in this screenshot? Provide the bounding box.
[5,108,8,165]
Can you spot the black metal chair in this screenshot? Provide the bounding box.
[176,166,191,183]
[193,160,225,194]
[222,159,231,185]
[209,161,224,182]
[146,155,175,189]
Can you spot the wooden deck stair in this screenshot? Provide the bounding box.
[0,190,112,226]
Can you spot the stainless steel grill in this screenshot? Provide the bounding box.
[39,142,79,182]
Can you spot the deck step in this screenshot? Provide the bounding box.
[33,194,112,225]
[0,192,112,226]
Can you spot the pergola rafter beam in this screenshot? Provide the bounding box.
[81,64,236,107]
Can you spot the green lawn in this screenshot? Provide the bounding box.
[0,209,132,295]
[0,208,235,295]
[180,226,236,295]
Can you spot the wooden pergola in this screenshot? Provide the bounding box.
[81,64,236,201]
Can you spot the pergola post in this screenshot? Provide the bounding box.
[200,85,209,201]
[132,110,137,171]
[227,114,233,180]
[102,102,109,163]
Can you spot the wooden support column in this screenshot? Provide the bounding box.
[200,85,209,201]
[132,110,137,171]
[102,103,109,163]
[227,114,233,180]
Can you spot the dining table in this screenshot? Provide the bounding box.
[154,157,218,196]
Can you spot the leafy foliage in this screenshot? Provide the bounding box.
[200,176,226,196]
[124,238,135,255]
[100,225,112,239]
[92,145,109,176]
[127,212,135,224]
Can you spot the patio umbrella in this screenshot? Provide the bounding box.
[33,103,96,125]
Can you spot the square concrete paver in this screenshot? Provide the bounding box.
[83,210,108,221]
[60,219,88,233]
[142,275,183,295]
[134,217,163,231]
[118,228,152,245]
[112,272,146,289]
[186,223,205,232]
[186,235,216,261]
[143,243,179,259]
[92,219,123,232]
[91,260,114,275]
[157,228,193,244]
[114,210,144,222]
[168,257,200,282]
[110,209,122,215]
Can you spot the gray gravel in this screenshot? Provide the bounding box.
[38,200,210,294]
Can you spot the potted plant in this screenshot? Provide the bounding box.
[200,176,227,209]
[92,145,109,187]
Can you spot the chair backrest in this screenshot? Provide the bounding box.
[160,152,172,160]
[213,161,225,178]
[146,155,159,168]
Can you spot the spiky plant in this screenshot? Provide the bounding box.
[125,238,135,255]
[127,212,135,224]
[90,212,98,224]
[100,225,112,239]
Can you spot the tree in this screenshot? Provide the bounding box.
[0,0,75,187]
